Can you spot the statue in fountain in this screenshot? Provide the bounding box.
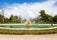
[26,21,31,28]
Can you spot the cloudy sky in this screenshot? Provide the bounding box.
[0,0,57,20]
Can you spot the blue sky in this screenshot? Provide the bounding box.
[0,0,51,8]
[0,0,57,8]
[0,0,47,4]
[0,0,57,20]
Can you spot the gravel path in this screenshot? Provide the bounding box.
[0,34,57,40]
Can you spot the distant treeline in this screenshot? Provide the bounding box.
[0,14,26,23]
[0,10,57,24]
[30,10,57,24]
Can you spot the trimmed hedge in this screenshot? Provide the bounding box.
[0,28,57,35]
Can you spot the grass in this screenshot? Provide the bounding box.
[0,28,57,35]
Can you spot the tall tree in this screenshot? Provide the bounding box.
[18,16,22,23]
[39,10,52,23]
[13,16,18,23]
[9,15,14,23]
[0,14,4,23]
[53,15,57,23]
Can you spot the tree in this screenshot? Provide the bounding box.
[9,15,22,23]
[18,16,22,23]
[22,19,26,23]
[0,9,4,23]
[53,15,57,23]
[4,18,9,23]
[39,10,52,23]
[39,10,47,22]
[39,10,54,26]
[9,15,14,23]
[0,14,4,23]
[13,16,18,23]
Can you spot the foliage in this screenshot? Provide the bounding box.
[0,28,57,35]
[39,10,52,22]
[53,15,57,23]
[0,14,4,23]
[0,10,57,24]
[31,10,57,24]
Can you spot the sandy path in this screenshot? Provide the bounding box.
[0,34,57,40]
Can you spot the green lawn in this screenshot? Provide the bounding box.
[0,28,57,35]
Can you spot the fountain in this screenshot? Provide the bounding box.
[26,21,31,28]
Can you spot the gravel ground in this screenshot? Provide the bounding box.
[0,34,57,40]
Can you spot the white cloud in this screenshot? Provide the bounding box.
[0,0,57,20]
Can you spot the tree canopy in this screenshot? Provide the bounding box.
[0,10,57,24]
